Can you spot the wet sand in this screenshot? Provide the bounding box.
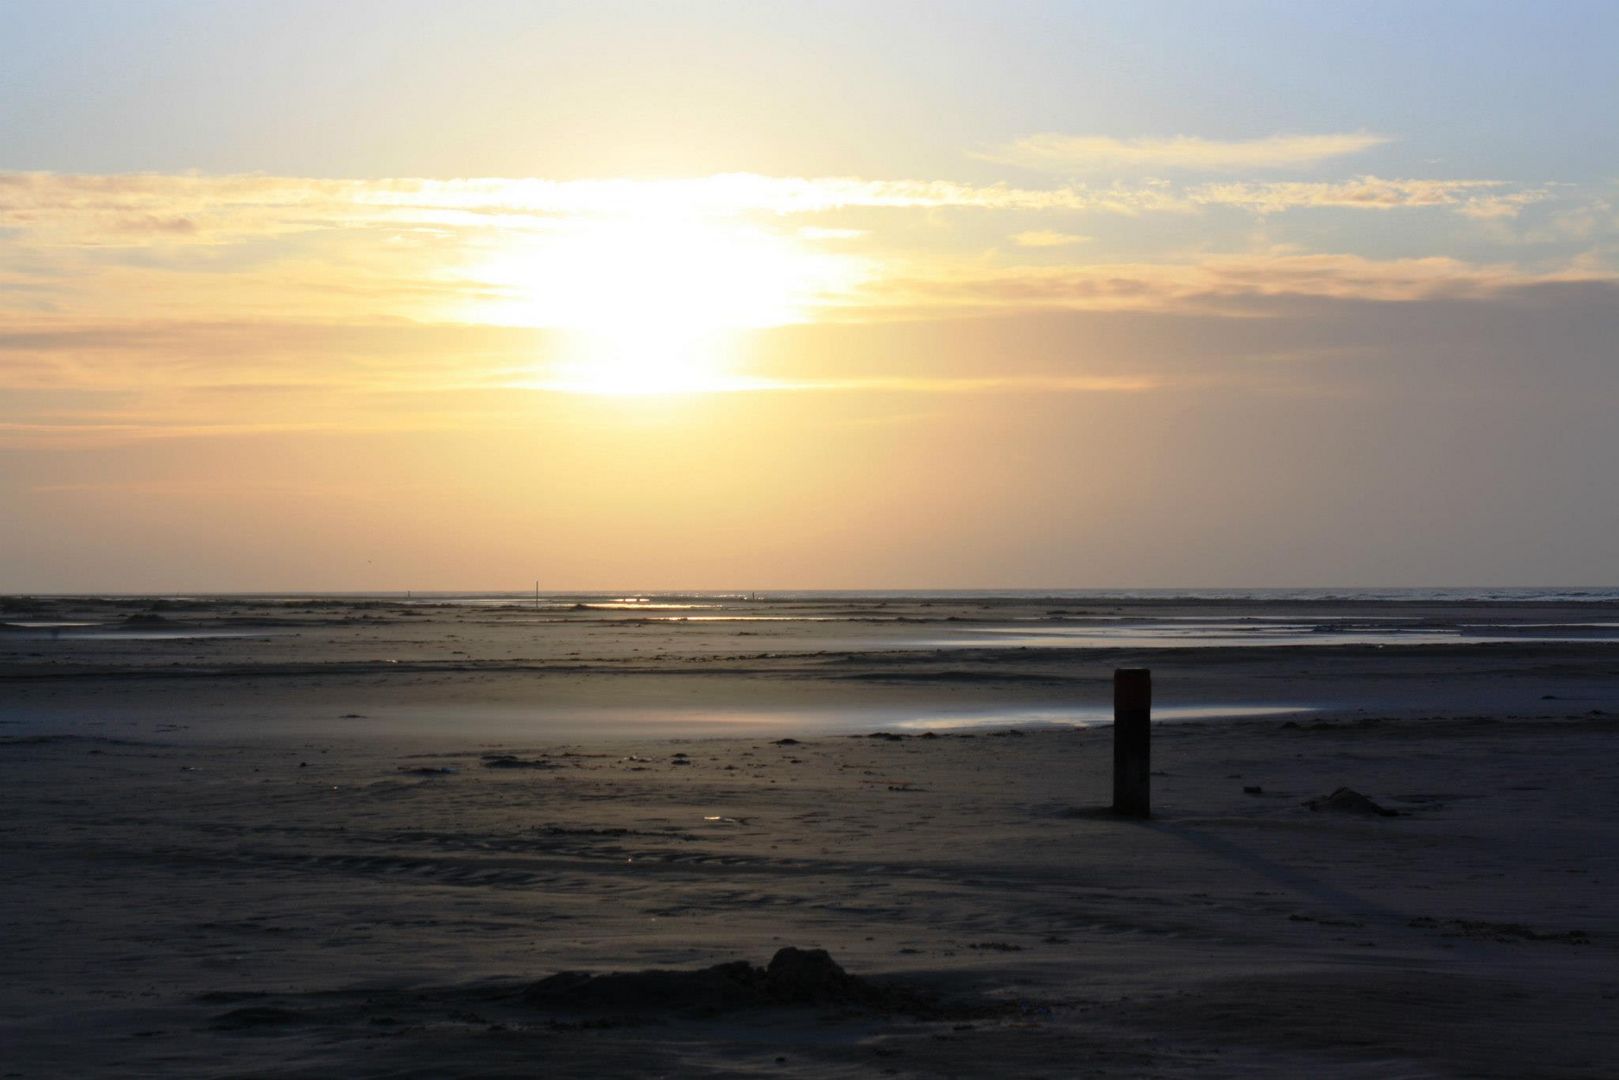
[3,595,1618,1076]
[7,593,1619,739]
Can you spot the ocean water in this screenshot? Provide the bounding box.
[7,587,1619,648]
[6,588,1617,739]
[149,586,1619,603]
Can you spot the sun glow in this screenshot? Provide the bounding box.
[472,215,861,394]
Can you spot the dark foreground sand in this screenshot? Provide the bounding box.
[3,596,1618,1077]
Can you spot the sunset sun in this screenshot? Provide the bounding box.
[473,215,858,394]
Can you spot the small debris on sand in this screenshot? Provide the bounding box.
[1408,917,1590,943]
[1305,787,1399,817]
[480,754,556,770]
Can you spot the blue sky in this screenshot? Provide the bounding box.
[5,1,1616,179]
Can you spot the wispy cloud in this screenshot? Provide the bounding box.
[1456,190,1554,220]
[1012,230,1093,248]
[858,254,1619,317]
[0,171,1191,245]
[0,169,1605,354]
[1,167,1611,447]
[30,479,417,498]
[976,132,1390,172]
[4,262,1614,449]
[1189,176,1538,214]
[6,169,1538,254]
[512,373,1162,395]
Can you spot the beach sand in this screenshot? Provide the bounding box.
[3,595,1618,1077]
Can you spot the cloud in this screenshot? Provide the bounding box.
[29,479,411,497]
[1,169,1610,448]
[0,318,555,391]
[1190,176,1535,214]
[798,226,867,240]
[1456,190,1553,220]
[0,419,375,445]
[514,373,1161,395]
[1012,230,1093,248]
[0,170,1557,261]
[976,132,1390,172]
[3,266,1615,449]
[855,253,1619,317]
[0,171,1186,245]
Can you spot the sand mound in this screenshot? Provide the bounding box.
[210,1005,305,1030]
[522,947,908,1014]
[1305,787,1400,816]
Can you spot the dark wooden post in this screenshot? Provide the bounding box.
[1112,668,1151,817]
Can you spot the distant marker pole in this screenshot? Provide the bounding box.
[1112,668,1151,818]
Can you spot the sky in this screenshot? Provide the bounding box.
[2,0,1617,591]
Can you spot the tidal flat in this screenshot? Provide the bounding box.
[3,593,1617,1077]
